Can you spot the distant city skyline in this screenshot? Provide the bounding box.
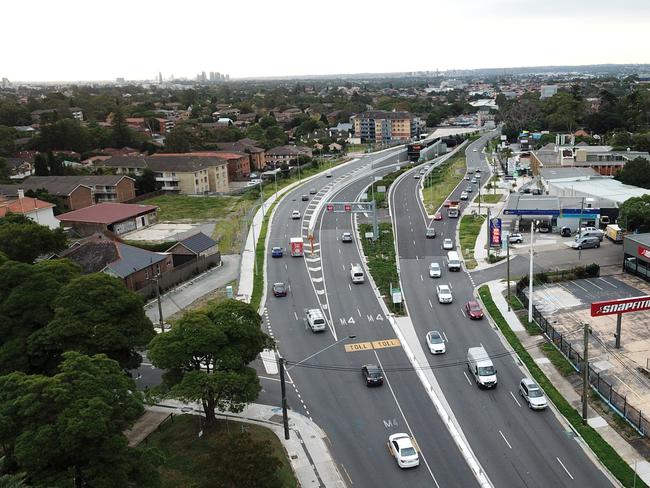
[3,0,650,82]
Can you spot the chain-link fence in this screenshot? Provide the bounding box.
[516,276,649,436]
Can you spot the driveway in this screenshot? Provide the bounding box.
[144,254,240,323]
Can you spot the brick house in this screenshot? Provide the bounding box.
[0,179,93,211]
[57,202,158,237]
[18,175,136,204]
[166,232,219,267]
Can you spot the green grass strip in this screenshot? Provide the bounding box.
[250,200,278,311]
[458,215,485,270]
[478,285,647,488]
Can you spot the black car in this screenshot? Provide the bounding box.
[272,282,287,297]
[361,364,383,386]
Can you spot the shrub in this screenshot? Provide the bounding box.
[585,263,600,277]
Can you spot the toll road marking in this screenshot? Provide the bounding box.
[383,418,398,429]
[344,342,373,352]
[510,391,522,407]
[372,338,401,349]
[499,430,512,449]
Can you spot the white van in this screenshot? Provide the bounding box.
[306,309,327,332]
[447,251,461,271]
[467,346,497,389]
[350,263,365,284]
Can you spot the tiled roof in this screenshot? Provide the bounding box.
[0,196,55,217]
[57,202,157,224]
[99,154,228,172]
[173,232,217,254]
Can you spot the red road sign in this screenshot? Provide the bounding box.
[326,204,334,212]
[344,204,352,212]
[591,295,650,317]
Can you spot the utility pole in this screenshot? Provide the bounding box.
[506,239,511,311]
[478,182,482,216]
[528,223,534,323]
[578,196,584,261]
[582,322,589,424]
[486,207,491,260]
[278,355,290,440]
[155,274,164,332]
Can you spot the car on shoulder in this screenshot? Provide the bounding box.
[362,364,384,386]
[433,212,443,221]
[388,433,419,469]
[291,210,301,219]
[326,171,332,178]
[426,330,446,354]
[460,192,468,201]
[465,300,484,319]
[272,282,287,297]
[442,238,454,250]
[341,232,353,243]
[519,377,548,410]
[271,247,283,258]
[508,233,523,244]
[436,284,453,303]
[301,194,309,201]
[429,262,441,278]
[425,227,436,239]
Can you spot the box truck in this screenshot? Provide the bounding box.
[605,224,623,243]
[447,201,460,218]
[290,237,304,257]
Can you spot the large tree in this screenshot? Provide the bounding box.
[148,300,271,427]
[0,259,80,374]
[0,352,162,487]
[615,157,650,189]
[111,106,134,148]
[0,213,67,263]
[28,273,156,374]
[619,194,650,232]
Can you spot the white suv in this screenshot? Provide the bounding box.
[306,309,326,332]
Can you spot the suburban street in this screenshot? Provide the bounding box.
[263,148,479,487]
[389,133,613,487]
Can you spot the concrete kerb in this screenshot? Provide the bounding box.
[474,280,623,488]
[384,156,493,488]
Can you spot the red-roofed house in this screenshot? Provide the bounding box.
[57,202,158,237]
[0,191,59,230]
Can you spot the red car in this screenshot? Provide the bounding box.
[433,212,443,221]
[465,300,484,319]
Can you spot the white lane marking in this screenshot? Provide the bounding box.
[285,263,288,270]
[448,282,453,290]
[294,311,298,321]
[463,371,472,385]
[420,274,424,281]
[556,457,574,480]
[461,309,467,318]
[428,299,433,308]
[413,240,416,246]
[342,264,346,270]
[357,308,362,317]
[586,279,603,290]
[510,391,522,408]
[373,350,441,487]
[348,283,352,291]
[499,430,512,449]
[339,248,342,254]
[599,277,617,288]
[442,331,449,342]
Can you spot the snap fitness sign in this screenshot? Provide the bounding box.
[591,296,650,317]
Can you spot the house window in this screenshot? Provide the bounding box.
[156,264,161,275]
[145,269,149,280]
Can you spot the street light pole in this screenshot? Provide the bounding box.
[278,355,290,440]
[506,239,511,311]
[528,223,534,323]
[582,322,590,424]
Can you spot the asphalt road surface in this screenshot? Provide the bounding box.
[389,133,613,487]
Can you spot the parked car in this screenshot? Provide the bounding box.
[429,262,441,278]
[473,148,478,152]
[460,192,469,201]
[434,212,443,221]
[537,222,551,233]
[436,284,453,303]
[272,282,287,297]
[425,227,436,238]
[362,364,383,386]
[570,236,600,250]
[341,232,353,243]
[291,210,301,219]
[388,433,419,469]
[465,300,484,319]
[560,226,572,237]
[508,233,523,244]
[271,247,283,258]
[519,378,548,410]
[301,194,309,201]
[426,330,446,354]
[442,238,454,250]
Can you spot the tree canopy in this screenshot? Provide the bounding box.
[148,300,271,427]
[619,194,650,232]
[0,213,67,263]
[615,157,650,189]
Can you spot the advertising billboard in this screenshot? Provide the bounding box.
[489,218,502,247]
[590,296,650,317]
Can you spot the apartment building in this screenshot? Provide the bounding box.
[265,146,313,166]
[351,110,420,143]
[16,175,136,204]
[97,154,229,194]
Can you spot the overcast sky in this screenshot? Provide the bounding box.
[3,0,649,81]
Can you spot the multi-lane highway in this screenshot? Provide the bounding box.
[389,133,614,487]
[263,149,479,487]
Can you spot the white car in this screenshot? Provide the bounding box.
[388,433,419,469]
[424,165,430,170]
[413,173,420,179]
[426,331,446,354]
[442,238,454,250]
[436,284,453,303]
[291,210,301,220]
[473,148,478,152]
[460,192,468,201]
[519,378,548,410]
[429,262,441,278]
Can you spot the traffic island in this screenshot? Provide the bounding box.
[459,214,486,269]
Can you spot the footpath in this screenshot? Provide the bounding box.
[485,279,650,485]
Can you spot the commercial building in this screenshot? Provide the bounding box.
[623,233,650,282]
[502,194,601,233]
[57,202,158,237]
[351,110,421,143]
[97,154,229,194]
